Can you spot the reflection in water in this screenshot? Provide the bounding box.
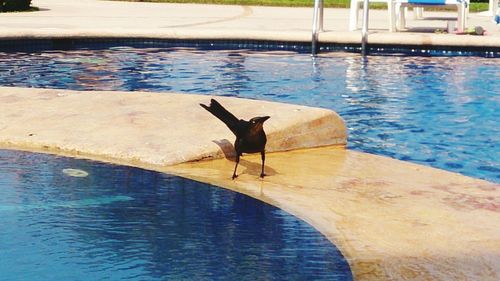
[0,150,352,281]
[0,48,498,181]
[213,52,251,96]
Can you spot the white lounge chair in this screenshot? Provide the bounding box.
[349,0,393,31]
[389,0,470,32]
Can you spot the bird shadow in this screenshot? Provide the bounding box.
[212,139,277,177]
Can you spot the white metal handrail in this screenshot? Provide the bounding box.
[311,0,324,55]
[361,0,370,55]
[311,0,370,55]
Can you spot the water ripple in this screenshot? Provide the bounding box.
[0,150,352,280]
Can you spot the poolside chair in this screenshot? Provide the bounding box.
[349,0,422,31]
[389,0,469,32]
[349,0,393,31]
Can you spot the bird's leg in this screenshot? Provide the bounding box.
[260,151,266,178]
[232,153,240,180]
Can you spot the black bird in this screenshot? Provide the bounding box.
[200,99,270,180]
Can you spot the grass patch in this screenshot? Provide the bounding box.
[111,0,351,8]
[0,0,485,13]
[109,0,488,12]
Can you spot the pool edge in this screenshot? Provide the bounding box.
[1,36,500,57]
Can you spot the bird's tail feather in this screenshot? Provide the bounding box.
[200,99,239,136]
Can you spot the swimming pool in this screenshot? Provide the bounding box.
[0,149,352,280]
[1,45,498,182]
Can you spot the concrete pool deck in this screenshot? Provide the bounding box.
[0,87,499,280]
[0,0,499,49]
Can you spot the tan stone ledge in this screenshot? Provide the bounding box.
[0,86,498,280]
[0,87,346,166]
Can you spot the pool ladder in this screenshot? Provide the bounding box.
[312,0,370,55]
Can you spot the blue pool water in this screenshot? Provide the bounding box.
[0,149,352,280]
[0,47,499,182]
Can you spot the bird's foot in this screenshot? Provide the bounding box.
[232,174,238,180]
[260,173,266,178]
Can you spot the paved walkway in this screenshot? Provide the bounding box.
[0,0,499,48]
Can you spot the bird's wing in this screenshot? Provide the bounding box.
[200,99,240,136]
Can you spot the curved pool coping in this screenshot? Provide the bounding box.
[0,87,498,281]
[2,28,500,48]
[1,37,499,58]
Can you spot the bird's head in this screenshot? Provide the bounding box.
[249,116,270,131]
[250,116,270,125]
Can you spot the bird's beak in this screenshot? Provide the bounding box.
[257,116,270,123]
